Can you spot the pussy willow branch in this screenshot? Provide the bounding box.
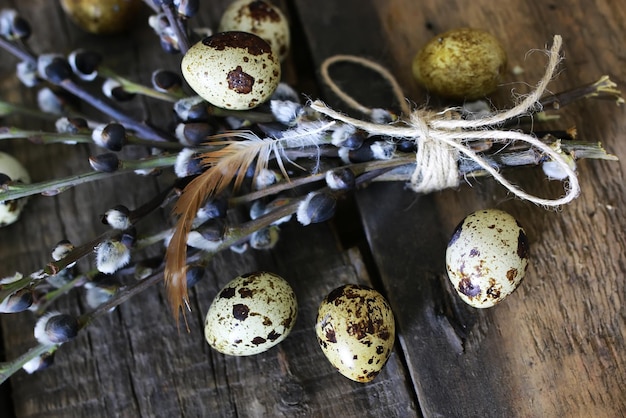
[0,154,177,201]
[0,133,616,384]
[228,156,415,206]
[0,264,167,386]
[539,75,624,109]
[0,181,184,303]
[200,164,402,260]
[97,67,183,102]
[35,223,182,315]
[58,79,174,142]
[506,75,624,128]
[160,2,191,54]
[34,273,88,315]
[0,343,57,385]
[0,37,174,143]
[0,127,186,150]
[0,167,375,384]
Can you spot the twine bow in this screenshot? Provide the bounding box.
[313,35,580,206]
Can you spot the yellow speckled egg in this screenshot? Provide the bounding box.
[316,284,395,383]
[446,209,529,308]
[205,271,297,356]
[59,0,142,34]
[218,0,290,61]
[412,28,507,100]
[181,31,281,110]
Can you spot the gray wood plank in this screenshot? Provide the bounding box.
[297,0,626,416]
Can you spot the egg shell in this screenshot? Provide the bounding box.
[181,31,281,110]
[59,0,142,34]
[218,0,291,61]
[412,28,507,100]
[0,152,30,227]
[446,209,529,308]
[205,271,297,356]
[316,284,395,383]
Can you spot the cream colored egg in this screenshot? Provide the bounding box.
[0,152,30,227]
[219,0,290,61]
[181,31,281,110]
[316,284,395,383]
[446,209,529,308]
[412,28,507,100]
[205,271,297,356]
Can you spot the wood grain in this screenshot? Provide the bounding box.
[0,0,625,417]
[299,0,626,416]
[0,1,417,417]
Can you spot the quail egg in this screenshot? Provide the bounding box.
[59,0,142,34]
[412,28,507,100]
[181,31,281,110]
[218,0,291,62]
[205,271,297,356]
[0,151,30,227]
[446,209,529,308]
[316,284,395,383]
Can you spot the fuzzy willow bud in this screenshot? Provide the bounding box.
[89,153,120,172]
[34,312,79,345]
[297,192,336,226]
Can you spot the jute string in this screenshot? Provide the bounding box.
[314,35,580,206]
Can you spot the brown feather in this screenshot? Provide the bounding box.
[164,122,335,323]
[164,133,286,323]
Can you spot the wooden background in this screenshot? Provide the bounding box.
[0,0,624,417]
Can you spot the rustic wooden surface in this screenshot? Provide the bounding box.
[0,0,624,417]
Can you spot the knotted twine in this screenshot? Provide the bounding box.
[312,35,580,207]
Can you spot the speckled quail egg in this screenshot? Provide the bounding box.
[218,0,291,61]
[59,0,142,34]
[181,31,281,110]
[446,209,529,308]
[315,284,395,383]
[205,271,297,356]
[0,151,30,227]
[412,28,507,100]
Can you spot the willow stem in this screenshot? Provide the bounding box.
[0,154,177,202]
[98,67,183,102]
[0,37,175,142]
[0,264,165,385]
[59,79,174,142]
[228,156,415,205]
[0,343,58,385]
[0,101,59,122]
[539,75,624,109]
[0,36,34,64]
[161,3,191,54]
[35,273,90,315]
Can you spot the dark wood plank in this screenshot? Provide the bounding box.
[0,1,418,417]
[298,0,626,416]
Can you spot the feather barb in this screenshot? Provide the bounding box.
[164,133,291,322]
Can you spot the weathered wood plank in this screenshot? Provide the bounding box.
[298,0,626,416]
[0,1,419,417]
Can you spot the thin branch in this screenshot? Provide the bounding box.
[0,154,178,201]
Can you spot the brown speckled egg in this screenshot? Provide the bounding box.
[181,31,281,110]
[204,271,297,356]
[218,0,290,62]
[59,0,142,34]
[446,209,529,308]
[316,284,395,383]
[412,28,507,100]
